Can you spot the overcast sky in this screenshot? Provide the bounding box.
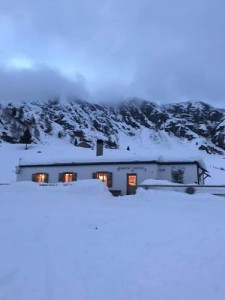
[1,0,225,106]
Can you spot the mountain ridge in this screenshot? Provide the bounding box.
[0,98,225,154]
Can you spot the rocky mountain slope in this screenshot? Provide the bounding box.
[0,99,225,154]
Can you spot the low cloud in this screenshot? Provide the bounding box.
[0,65,90,103]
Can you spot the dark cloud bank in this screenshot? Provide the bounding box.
[0,0,225,106]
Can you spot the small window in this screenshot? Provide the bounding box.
[59,172,77,182]
[32,173,48,183]
[128,175,137,186]
[93,172,112,187]
[171,167,185,184]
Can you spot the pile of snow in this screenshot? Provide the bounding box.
[0,179,111,196]
[1,182,225,299]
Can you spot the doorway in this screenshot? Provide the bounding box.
[127,173,137,195]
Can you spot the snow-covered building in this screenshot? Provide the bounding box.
[16,141,209,195]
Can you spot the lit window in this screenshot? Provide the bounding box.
[93,172,112,187]
[32,173,48,183]
[59,172,76,182]
[64,173,74,182]
[97,173,108,184]
[127,174,137,195]
[128,175,136,186]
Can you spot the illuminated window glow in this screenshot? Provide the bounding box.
[35,173,47,183]
[59,172,76,182]
[128,175,136,186]
[97,173,108,184]
[64,173,74,182]
[94,172,112,187]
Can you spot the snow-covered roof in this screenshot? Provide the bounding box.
[18,146,208,171]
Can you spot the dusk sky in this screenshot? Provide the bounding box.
[1,0,225,106]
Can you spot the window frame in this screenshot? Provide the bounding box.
[127,173,137,195]
[32,172,49,183]
[93,171,112,187]
[58,172,77,182]
[127,173,137,186]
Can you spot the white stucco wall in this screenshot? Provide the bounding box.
[17,163,158,195]
[17,162,200,195]
[157,164,198,184]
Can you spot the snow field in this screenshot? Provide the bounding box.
[1,142,225,299]
[1,181,225,300]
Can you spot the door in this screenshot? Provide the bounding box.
[127,173,137,195]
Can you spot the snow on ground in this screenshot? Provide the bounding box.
[1,142,225,299]
[1,181,225,300]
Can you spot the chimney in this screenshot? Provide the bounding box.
[96,139,103,156]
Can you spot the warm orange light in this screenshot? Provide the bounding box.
[97,173,108,184]
[128,175,136,186]
[64,173,73,182]
[36,173,46,183]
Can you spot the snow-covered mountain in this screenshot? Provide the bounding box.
[0,98,225,154]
